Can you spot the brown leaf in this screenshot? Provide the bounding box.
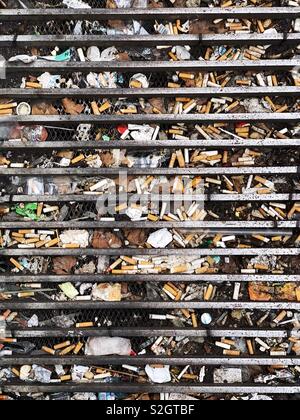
[189,19,226,35]
[106,0,116,8]
[248,283,273,301]
[52,256,77,275]
[62,98,84,115]
[148,98,166,114]
[276,283,297,301]
[92,230,122,249]
[32,102,58,116]
[124,229,147,246]
[100,152,115,167]
[117,52,131,61]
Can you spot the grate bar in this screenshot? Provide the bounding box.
[1,193,299,203]
[1,383,300,395]
[5,60,299,73]
[1,166,298,176]
[1,33,299,48]
[1,7,299,21]
[1,248,299,257]
[0,221,298,230]
[0,301,299,310]
[0,113,298,126]
[6,328,300,339]
[1,87,299,100]
[1,356,300,367]
[1,139,300,150]
[0,274,298,284]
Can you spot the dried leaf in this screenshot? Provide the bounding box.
[53,256,77,275]
[92,230,122,249]
[148,98,166,114]
[124,229,147,246]
[276,283,297,301]
[189,19,226,35]
[100,152,115,167]
[248,283,273,301]
[62,98,84,115]
[32,102,58,116]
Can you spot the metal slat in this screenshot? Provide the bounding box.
[0,193,299,203]
[1,356,300,367]
[0,301,299,310]
[0,221,297,229]
[0,274,298,284]
[5,59,299,73]
[2,383,300,394]
[1,139,300,150]
[1,86,299,99]
[0,166,298,176]
[6,328,300,339]
[1,248,299,257]
[1,33,299,47]
[0,113,298,125]
[1,7,299,21]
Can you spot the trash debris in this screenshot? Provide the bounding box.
[85,338,132,356]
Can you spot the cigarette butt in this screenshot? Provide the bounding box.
[0,337,16,343]
[109,258,123,271]
[204,284,214,301]
[62,243,80,249]
[148,214,159,222]
[179,73,195,80]
[274,310,287,324]
[275,105,288,113]
[42,346,55,355]
[73,342,84,355]
[59,344,76,356]
[45,238,59,248]
[35,240,48,248]
[130,80,142,88]
[99,102,111,113]
[222,339,235,346]
[91,101,100,115]
[54,341,71,350]
[247,339,255,355]
[168,82,180,88]
[0,102,17,110]
[71,154,85,164]
[254,263,269,271]
[37,203,43,218]
[191,313,198,328]
[26,82,42,89]
[10,258,24,271]
[168,52,178,61]
[121,256,137,265]
[60,375,72,382]
[257,20,265,33]
[181,309,191,319]
[175,290,182,301]
[223,350,241,356]
[18,292,34,298]
[76,322,94,328]
[2,310,11,320]
[296,288,300,302]
[176,150,185,168]
[12,368,20,377]
[169,153,177,168]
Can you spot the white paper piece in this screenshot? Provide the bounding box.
[63,0,91,8]
[145,365,171,384]
[59,230,89,248]
[147,229,173,248]
[85,337,132,356]
[213,368,242,384]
